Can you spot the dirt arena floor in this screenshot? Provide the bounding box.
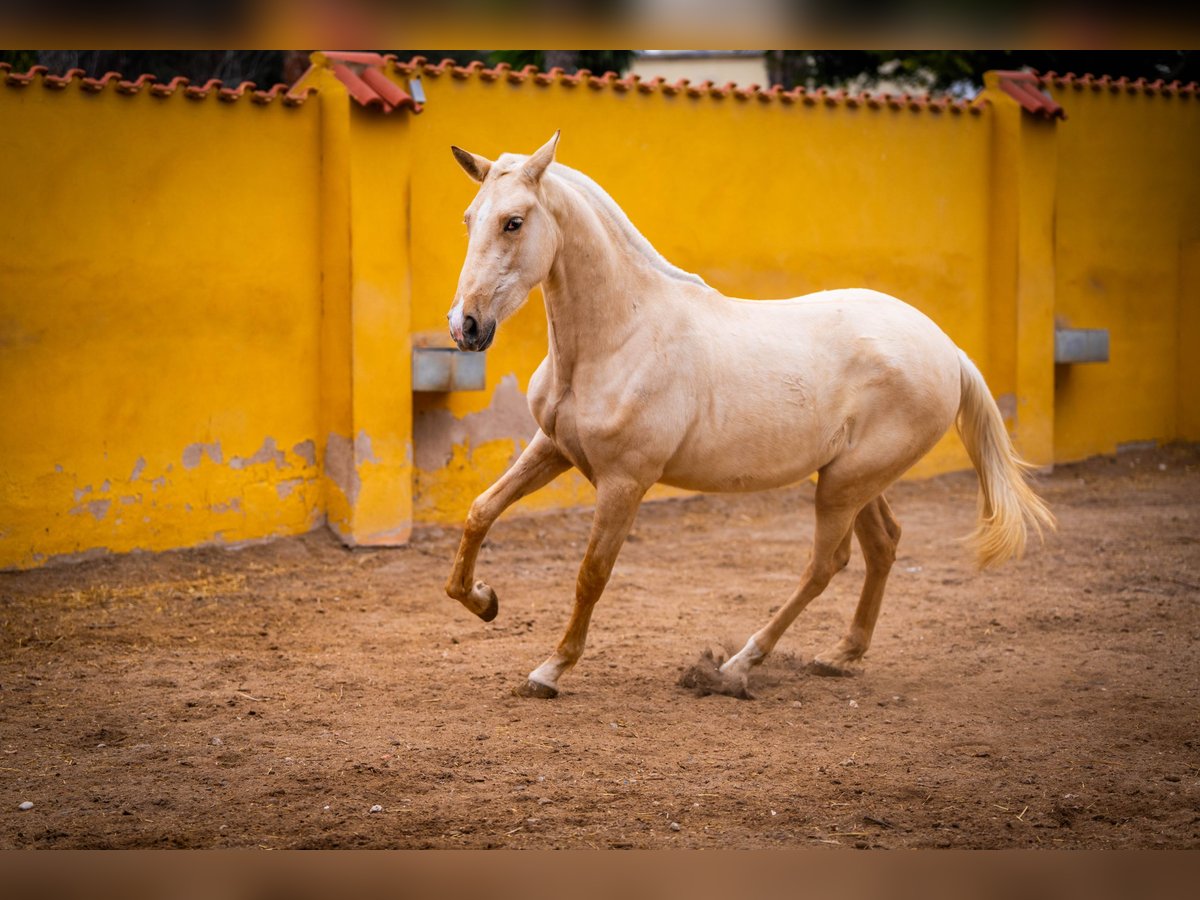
[2,445,1198,849]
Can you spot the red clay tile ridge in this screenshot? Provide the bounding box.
[991,70,1067,119]
[299,51,422,114]
[1039,71,1199,99]
[0,61,314,106]
[393,56,986,115]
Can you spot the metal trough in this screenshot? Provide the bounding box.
[1055,328,1109,364]
[412,347,487,392]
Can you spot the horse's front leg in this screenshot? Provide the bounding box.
[517,477,647,698]
[446,430,570,620]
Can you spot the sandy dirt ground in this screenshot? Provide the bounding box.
[2,445,1198,849]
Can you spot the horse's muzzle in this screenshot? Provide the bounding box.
[456,315,496,352]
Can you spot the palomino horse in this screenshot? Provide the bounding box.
[443,133,1054,699]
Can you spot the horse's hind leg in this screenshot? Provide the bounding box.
[810,494,901,676]
[717,494,861,695]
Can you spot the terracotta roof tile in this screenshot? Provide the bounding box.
[307,51,420,113]
[7,54,1120,121]
[379,57,988,114]
[992,70,1066,119]
[41,67,85,88]
[116,74,156,94]
[184,78,223,100]
[1039,70,1197,99]
[588,71,620,90]
[0,61,314,107]
[150,76,189,97]
[81,72,123,93]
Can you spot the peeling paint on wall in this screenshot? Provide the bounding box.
[229,437,286,470]
[182,441,224,470]
[355,431,379,465]
[324,433,360,505]
[4,430,324,569]
[323,430,384,506]
[276,478,304,499]
[292,439,317,466]
[413,374,537,472]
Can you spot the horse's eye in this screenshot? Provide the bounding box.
[505,217,523,232]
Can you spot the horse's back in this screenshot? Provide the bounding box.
[656,287,962,491]
[711,287,960,390]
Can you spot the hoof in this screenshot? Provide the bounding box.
[514,678,558,699]
[808,656,861,678]
[679,649,754,700]
[473,582,499,622]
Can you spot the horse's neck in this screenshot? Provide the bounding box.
[541,178,666,383]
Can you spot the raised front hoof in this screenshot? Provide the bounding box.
[807,654,863,678]
[513,678,559,699]
[474,582,499,622]
[679,649,755,700]
[446,579,500,622]
[453,580,498,622]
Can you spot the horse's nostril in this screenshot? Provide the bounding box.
[463,315,479,341]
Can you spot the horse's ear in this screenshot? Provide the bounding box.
[523,130,560,183]
[451,146,492,183]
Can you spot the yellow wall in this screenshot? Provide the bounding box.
[2,57,1197,570]
[1047,81,1200,460]
[0,78,325,568]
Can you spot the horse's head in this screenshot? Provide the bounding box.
[447,132,561,352]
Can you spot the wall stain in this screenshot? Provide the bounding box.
[413,374,537,472]
[230,436,286,470]
[324,433,359,505]
[292,439,317,467]
[182,441,223,470]
[276,478,304,500]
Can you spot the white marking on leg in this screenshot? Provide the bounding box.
[528,659,562,690]
[720,636,765,674]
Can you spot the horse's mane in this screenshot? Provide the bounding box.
[496,153,708,288]
[548,162,709,287]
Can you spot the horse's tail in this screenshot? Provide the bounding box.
[955,349,1056,569]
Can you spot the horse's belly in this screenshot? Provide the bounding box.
[657,414,830,493]
[658,461,818,493]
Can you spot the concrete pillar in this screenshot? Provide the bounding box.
[309,60,414,545]
[984,71,1059,468]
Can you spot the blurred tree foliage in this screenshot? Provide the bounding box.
[766,50,1199,92]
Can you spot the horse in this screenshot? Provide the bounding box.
[442,132,1054,699]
